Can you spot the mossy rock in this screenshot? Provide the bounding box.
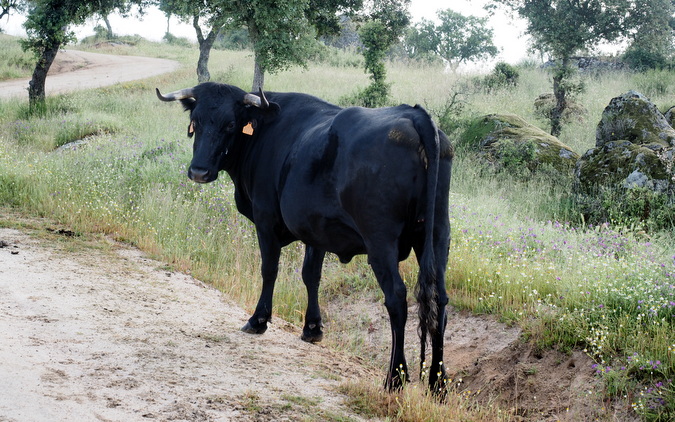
[575,140,674,195]
[665,106,675,128]
[596,90,675,148]
[459,114,579,175]
[533,93,588,123]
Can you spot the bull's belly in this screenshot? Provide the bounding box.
[291,216,366,263]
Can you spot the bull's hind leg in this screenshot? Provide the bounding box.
[415,203,451,395]
[368,244,409,390]
[300,246,326,343]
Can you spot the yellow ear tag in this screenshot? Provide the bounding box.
[242,122,254,136]
[188,120,195,135]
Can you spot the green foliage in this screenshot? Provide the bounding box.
[574,186,675,232]
[480,61,520,92]
[162,32,192,47]
[214,27,251,51]
[346,20,392,107]
[494,0,634,135]
[348,1,409,107]
[210,0,363,87]
[495,0,632,59]
[424,91,468,135]
[498,138,537,171]
[403,9,498,66]
[622,0,675,71]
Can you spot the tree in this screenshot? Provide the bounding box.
[492,0,634,136]
[405,10,498,69]
[21,0,139,112]
[623,0,675,69]
[402,18,438,62]
[0,0,23,22]
[158,0,227,83]
[352,0,410,107]
[225,0,363,90]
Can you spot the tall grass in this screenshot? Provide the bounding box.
[1,35,674,420]
[0,34,34,80]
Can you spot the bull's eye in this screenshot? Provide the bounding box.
[226,121,236,132]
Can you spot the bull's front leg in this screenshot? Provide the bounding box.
[300,246,326,343]
[241,234,281,335]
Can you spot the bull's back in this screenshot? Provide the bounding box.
[278,106,429,260]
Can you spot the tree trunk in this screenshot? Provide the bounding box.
[193,15,218,83]
[248,19,264,91]
[252,59,265,91]
[28,41,61,113]
[550,57,569,137]
[103,15,114,39]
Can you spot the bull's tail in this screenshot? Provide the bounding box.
[411,106,441,375]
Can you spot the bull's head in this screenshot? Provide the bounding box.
[156,82,278,183]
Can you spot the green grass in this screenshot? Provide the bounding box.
[0,34,34,80]
[1,34,674,420]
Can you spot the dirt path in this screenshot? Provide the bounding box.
[0,50,179,99]
[0,226,373,421]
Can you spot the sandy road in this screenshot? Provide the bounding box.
[0,226,371,421]
[0,49,180,99]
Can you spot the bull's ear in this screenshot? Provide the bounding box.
[249,101,280,123]
[180,97,196,112]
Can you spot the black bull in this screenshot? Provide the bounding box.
[157,82,453,392]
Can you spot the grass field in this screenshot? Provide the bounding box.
[1,34,674,421]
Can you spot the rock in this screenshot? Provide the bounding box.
[460,114,579,175]
[540,56,625,74]
[577,91,675,195]
[665,106,675,128]
[595,90,675,148]
[533,93,588,123]
[575,140,674,195]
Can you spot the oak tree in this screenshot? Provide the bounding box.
[492,0,633,136]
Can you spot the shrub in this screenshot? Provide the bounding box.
[481,61,520,92]
[162,32,192,48]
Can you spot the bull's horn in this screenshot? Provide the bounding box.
[156,87,195,102]
[243,87,270,109]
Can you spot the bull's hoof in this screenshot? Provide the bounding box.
[301,322,323,343]
[241,320,268,334]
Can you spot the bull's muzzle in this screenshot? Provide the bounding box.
[188,167,215,183]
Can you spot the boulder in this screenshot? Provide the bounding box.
[575,91,675,197]
[595,90,675,148]
[460,114,579,175]
[575,141,673,194]
[665,106,675,128]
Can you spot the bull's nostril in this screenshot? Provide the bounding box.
[188,167,210,183]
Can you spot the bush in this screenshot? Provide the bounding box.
[623,46,672,71]
[481,61,520,92]
[162,32,192,48]
[214,27,251,51]
[573,186,675,231]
